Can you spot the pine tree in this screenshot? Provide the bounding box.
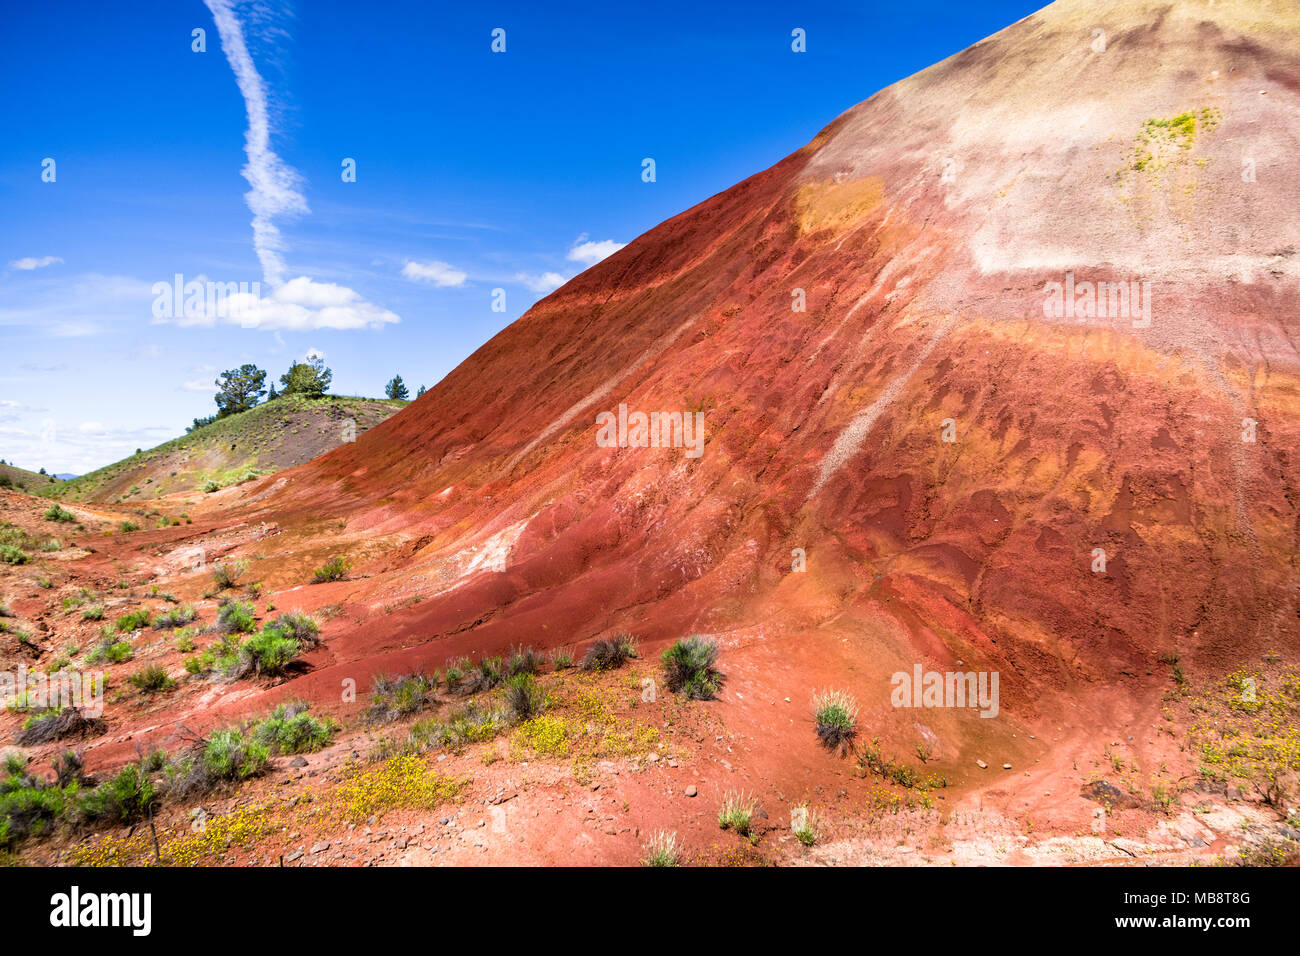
[416,385,427,398]
[280,357,333,398]
[385,374,409,400]
[214,364,268,418]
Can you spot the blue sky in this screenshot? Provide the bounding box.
[0,0,1044,474]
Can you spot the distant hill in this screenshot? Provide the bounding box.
[0,461,64,493]
[53,473,78,481]
[43,394,408,503]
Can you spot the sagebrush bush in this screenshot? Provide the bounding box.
[73,762,157,826]
[581,634,637,672]
[114,608,151,633]
[251,701,337,754]
[85,638,132,665]
[265,611,320,647]
[444,657,470,687]
[504,673,546,721]
[661,635,723,700]
[15,708,105,746]
[0,756,69,847]
[458,656,503,694]
[236,629,300,677]
[366,674,434,723]
[506,645,544,677]
[165,729,268,797]
[312,556,351,584]
[211,559,249,591]
[216,599,256,634]
[813,689,858,752]
[151,604,197,630]
[127,665,174,694]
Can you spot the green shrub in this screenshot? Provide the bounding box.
[80,605,104,621]
[643,830,680,867]
[236,630,301,677]
[793,807,820,847]
[216,599,256,634]
[73,762,158,826]
[43,504,75,523]
[581,633,637,672]
[549,646,575,670]
[444,656,470,687]
[251,701,337,754]
[506,646,544,677]
[717,790,755,834]
[458,656,503,694]
[813,689,858,752]
[367,674,434,723]
[661,635,724,700]
[114,608,151,633]
[166,729,268,797]
[504,673,546,721]
[119,520,139,534]
[0,757,72,848]
[312,556,351,584]
[0,545,27,566]
[212,559,249,591]
[152,604,197,630]
[265,611,319,645]
[127,665,175,693]
[85,638,132,665]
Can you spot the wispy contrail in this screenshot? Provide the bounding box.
[203,0,308,288]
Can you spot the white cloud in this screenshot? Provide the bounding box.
[181,379,217,393]
[201,0,401,333]
[9,256,63,271]
[304,347,326,362]
[157,275,399,331]
[402,260,468,287]
[515,271,567,294]
[203,0,308,287]
[567,235,625,267]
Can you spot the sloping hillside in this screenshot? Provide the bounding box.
[0,461,64,494]
[234,0,1299,698]
[44,394,407,503]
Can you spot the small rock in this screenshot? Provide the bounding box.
[1002,763,1012,770]
[309,840,330,855]
[685,785,698,797]
[284,849,303,863]
[288,756,308,768]
[976,760,988,769]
